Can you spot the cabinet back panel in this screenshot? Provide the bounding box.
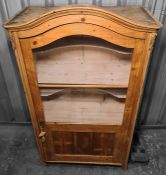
[34,45,132,85]
[41,88,125,125]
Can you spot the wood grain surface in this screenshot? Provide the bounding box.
[34,45,132,85]
[4,5,161,168]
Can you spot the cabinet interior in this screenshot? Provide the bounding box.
[40,88,127,125]
[33,36,132,126]
[33,36,133,86]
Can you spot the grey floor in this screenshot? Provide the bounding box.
[0,125,166,175]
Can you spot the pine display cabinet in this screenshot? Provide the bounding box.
[4,5,161,168]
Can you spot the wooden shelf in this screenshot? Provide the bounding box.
[39,83,128,89]
[41,88,126,125]
[34,44,132,86]
[40,88,127,101]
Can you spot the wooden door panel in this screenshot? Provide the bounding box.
[44,124,124,164]
[52,131,115,156]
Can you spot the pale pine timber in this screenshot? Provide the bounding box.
[4,5,161,168]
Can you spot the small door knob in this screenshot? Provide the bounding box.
[39,131,46,142]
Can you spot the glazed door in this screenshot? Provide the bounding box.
[32,36,133,165]
[7,4,159,168]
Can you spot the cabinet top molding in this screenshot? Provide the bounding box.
[4,5,161,32]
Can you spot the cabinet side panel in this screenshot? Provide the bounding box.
[12,34,46,162]
[122,33,157,168]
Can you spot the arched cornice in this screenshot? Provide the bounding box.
[28,23,135,49]
[4,5,161,39]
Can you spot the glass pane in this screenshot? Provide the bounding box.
[33,36,133,86]
[40,88,126,125]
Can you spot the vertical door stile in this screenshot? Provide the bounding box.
[19,38,47,161]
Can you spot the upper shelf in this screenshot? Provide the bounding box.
[34,44,132,86]
[4,5,161,31]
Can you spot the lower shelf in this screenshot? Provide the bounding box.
[40,88,126,125]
